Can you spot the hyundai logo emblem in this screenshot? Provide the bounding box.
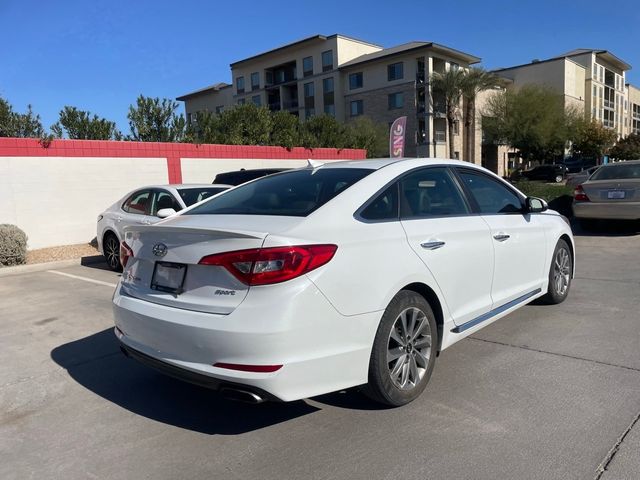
[152,243,168,257]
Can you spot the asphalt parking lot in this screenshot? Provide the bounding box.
[1,228,640,480]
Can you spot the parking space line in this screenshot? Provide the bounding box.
[47,270,118,288]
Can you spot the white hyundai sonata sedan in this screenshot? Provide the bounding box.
[113,158,574,406]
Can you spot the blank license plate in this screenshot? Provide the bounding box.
[608,190,625,199]
[151,262,187,293]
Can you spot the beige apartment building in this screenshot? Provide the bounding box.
[625,83,640,136]
[177,34,481,160]
[493,49,634,138]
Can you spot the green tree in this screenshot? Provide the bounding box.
[461,68,504,162]
[482,85,577,162]
[127,95,186,142]
[345,116,388,158]
[610,134,640,160]
[188,110,220,144]
[270,110,300,148]
[430,68,466,158]
[571,118,617,159]
[215,103,273,145]
[51,106,121,140]
[300,114,348,149]
[0,96,44,138]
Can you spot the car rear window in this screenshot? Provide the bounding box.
[590,163,640,181]
[178,187,228,206]
[187,168,372,217]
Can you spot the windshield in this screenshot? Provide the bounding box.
[178,187,229,206]
[186,168,372,217]
[590,163,640,181]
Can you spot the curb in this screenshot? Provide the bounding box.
[0,255,106,278]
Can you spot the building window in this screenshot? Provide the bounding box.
[593,85,597,97]
[303,56,313,77]
[215,106,223,114]
[322,50,333,72]
[349,72,363,90]
[236,76,245,94]
[304,81,315,115]
[388,62,404,81]
[453,120,459,135]
[252,95,261,106]
[237,98,245,105]
[250,72,260,91]
[388,92,404,109]
[323,77,334,115]
[350,100,363,117]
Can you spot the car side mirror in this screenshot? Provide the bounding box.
[157,208,177,219]
[526,197,548,213]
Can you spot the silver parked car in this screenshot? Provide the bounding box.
[97,184,230,270]
[573,160,640,226]
[566,166,600,188]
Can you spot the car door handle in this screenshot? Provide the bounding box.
[493,233,510,241]
[420,240,446,250]
[141,219,152,225]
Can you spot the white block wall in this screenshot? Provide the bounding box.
[0,157,168,249]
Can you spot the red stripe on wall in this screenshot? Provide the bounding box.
[166,156,182,184]
[0,138,366,184]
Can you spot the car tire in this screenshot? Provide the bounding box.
[540,239,572,305]
[362,290,438,407]
[103,232,122,272]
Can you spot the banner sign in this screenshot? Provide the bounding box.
[389,116,407,158]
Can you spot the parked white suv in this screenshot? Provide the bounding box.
[113,159,574,406]
[97,184,230,270]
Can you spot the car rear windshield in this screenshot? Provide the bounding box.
[590,163,640,181]
[178,187,229,206]
[186,168,372,217]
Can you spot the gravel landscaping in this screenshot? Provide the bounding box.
[25,243,100,265]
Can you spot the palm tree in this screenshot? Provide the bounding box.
[430,68,465,159]
[430,67,504,160]
[460,68,504,163]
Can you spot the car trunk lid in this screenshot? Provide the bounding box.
[120,214,304,314]
[581,179,639,203]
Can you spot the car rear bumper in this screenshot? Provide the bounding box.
[573,201,640,220]
[112,278,381,402]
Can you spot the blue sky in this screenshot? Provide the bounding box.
[1,0,639,133]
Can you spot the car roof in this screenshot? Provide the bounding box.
[600,160,640,166]
[132,183,232,190]
[316,157,478,170]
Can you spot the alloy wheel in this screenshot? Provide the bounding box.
[105,236,120,270]
[387,307,431,390]
[553,247,571,296]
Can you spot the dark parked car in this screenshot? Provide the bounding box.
[511,164,567,183]
[213,168,290,186]
[562,158,598,174]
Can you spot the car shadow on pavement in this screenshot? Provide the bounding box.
[50,329,319,435]
[571,219,640,237]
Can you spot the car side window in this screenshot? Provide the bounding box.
[122,190,152,215]
[360,183,399,221]
[457,170,523,214]
[400,168,468,219]
[153,190,182,216]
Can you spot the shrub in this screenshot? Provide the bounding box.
[0,224,28,266]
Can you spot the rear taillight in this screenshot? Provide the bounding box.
[574,185,590,202]
[120,241,134,268]
[199,244,337,286]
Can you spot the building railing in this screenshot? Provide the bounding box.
[282,100,299,110]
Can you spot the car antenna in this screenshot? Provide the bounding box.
[307,159,325,169]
